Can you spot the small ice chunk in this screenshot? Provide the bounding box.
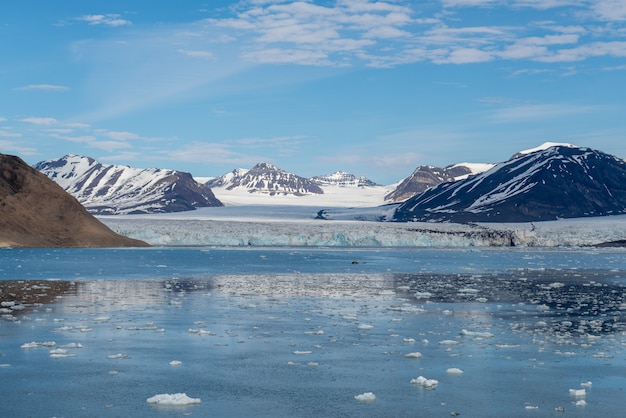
[446,368,464,375]
[575,400,587,407]
[410,376,438,389]
[357,324,374,330]
[354,392,376,403]
[580,381,592,388]
[525,405,539,410]
[169,360,182,366]
[146,393,201,406]
[460,329,494,338]
[569,388,586,397]
[404,352,422,359]
[293,351,312,355]
[438,340,461,346]
[307,362,319,367]
[403,338,416,343]
[106,353,128,360]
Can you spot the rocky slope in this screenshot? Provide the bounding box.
[393,144,626,223]
[385,163,493,202]
[310,171,379,188]
[35,155,222,215]
[0,154,148,247]
[206,163,324,196]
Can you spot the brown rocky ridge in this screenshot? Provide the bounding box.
[0,153,148,247]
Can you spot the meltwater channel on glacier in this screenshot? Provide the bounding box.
[1,246,626,417]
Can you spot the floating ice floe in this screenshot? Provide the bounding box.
[576,400,587,406]
[580,381,592,388]
[569,388,586,397]
[106,353,128,359]
[293,350,313,355]
[146,393,201,406]
[410,376,439,389]
[446,368,464,375]
[169,360,182,366]
[354,392,376,403]
[438,340,461,346]
[460,329,494,338]
[404,352,422,359]
[21,341,56,349]
[357,324,374,330]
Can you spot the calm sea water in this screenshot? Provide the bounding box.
[1,247,625,417]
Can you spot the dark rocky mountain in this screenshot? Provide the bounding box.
[385,163,493,202]
[206,162,324,196]
[310,171,380,187]
[0,154,148,247]
[35,155,222,215]
[393,144,626,223]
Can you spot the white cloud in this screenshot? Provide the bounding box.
[592,0,626,21]
[20,117,58,125]
[487,103,602,122]
[177,49,215,59]
[14,84,70,92]
[76,14,132,27]
[0,140,37,156]
[0,130,21,138]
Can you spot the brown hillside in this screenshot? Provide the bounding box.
[0,154,148,247]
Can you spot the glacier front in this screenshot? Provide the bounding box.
[99,206,626,247]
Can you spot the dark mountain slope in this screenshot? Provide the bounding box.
[0,154,148,247]
[393,145,626,223]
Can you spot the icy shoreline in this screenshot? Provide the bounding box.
[99,206,626,248]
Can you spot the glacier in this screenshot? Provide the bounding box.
[99,206,626,247]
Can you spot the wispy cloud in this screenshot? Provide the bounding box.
[0,140,37,156]
[76,14,132,27]
[20,117,58,125]
[486,102,603,122]
[14,84,70,92]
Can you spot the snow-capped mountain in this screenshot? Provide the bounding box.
[35,155,222,215]
[393,144,626,223]
[310,171,380,187]
[206,163,324,196]
[385,163,493,203]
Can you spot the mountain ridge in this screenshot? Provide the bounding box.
[393,144,626,223]
[35,155,222,215]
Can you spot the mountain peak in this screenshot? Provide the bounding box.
[35,155,222,214]
[394,145,626,223]
[207,163,324,196]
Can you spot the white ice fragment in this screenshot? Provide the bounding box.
[146,393,201,406]
[446,368,464,375]
[580,381,592,388]
[575,400,587,407]
[169,360,182,366]
[414,292,432,299]
[403,338,416,343]
[21,341,56,349]
[410,376,439,389]
[404,352,422,359]
[354,392,376,403]
[460,329,494,338]
[525,405,539,410]
[60,343,83,349]
[357,324,374,330]
[438,340,461,346]
[293,351,312,355]
[106,353,128,359]
[569,388,586,397]
[307,362,319,367]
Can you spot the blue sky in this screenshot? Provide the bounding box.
[2,0,626,184]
